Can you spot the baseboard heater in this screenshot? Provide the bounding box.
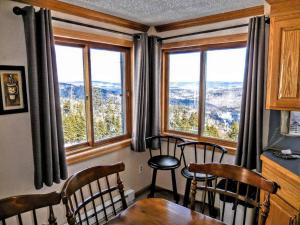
[64,189,135,225]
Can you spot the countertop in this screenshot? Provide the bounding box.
[262,150,300,176]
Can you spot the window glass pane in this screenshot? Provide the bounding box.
[168,52,200,134]
[90,49,126,141]
[55,45,87,147]
[204,47,246,141]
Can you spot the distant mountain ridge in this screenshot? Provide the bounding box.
[170,81,243,89]
[59,81,121,100]
[59,80,242,125]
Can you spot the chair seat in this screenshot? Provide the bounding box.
[181,167,216,181]
[148,155,180,170]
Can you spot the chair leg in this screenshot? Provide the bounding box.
[207,180,216,217]
[183,179,192,207]
[171,169,179,204]
[148,169,157,198]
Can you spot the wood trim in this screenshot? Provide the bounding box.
[161,52,169,134]
[199,51,206,135]
[12,0,149,31]
[162,33,248,50]
[53,27,133,48]
[84,45,94,146]
[155,6,264,32]
[266,0,300,16]
[162,131,237,155]
[65,142,89,152]
[124,49,133,139]
[67,139,131,165]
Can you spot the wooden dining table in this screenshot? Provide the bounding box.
[107,198,226,225]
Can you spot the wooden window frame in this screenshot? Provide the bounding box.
[55,37,132,155]
[161,41,247,153]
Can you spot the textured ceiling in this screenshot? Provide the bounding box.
[60,0,264,26]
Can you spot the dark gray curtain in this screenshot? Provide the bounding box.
[131,34,161,152]
[235,16,268,172]
[21,6,67,189]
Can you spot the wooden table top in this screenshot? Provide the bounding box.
[107,198,226,225]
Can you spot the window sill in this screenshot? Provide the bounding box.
[162,131,237,155]
[66,138,132,165]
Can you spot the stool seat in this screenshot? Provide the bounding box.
[148,155,180,170]
[181,167,215,181]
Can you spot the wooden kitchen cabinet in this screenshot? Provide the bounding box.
[261,154,300,225]
[266,0,300,110]
[264,193,298,225]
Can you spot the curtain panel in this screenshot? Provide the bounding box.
[21,6,67,189]
[235,16,268,172]
[131,34,161,152]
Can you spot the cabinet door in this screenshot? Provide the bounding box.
[265,194,299,225]
[266,14,300,110]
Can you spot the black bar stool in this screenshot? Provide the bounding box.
[178,141,227,208]
[146,135,184,203]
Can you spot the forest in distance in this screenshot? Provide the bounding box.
[59,80,242,146]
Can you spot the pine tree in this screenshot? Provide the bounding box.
[227,121,239,141]
[205,124,219,138]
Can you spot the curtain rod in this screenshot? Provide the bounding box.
[13,6,134,37]
[158,17,270,41]
[158,23,249,41]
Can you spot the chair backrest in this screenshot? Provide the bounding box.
[178,141,227,168]
[0,192,61,225]
[61,162,127,225]
[188,163,278,225]
[289,212,300,225]
[145,135,184,159]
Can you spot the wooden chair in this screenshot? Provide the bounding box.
[61,162,127,225]
[188,163,278,225]
[289,212,300,225]
[0,192,61,225]
[177,141,227,207]
[145,135,184,203]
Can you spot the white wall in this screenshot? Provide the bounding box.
[0,1,151,223]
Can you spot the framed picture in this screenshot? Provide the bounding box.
[0,65,28,114]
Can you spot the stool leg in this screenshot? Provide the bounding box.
[148,169,157,198]
[171,169,179,203]
[183,179,192,207]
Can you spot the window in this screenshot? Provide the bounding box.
[56,45,87,147]
[164,44,246,145]
[168,52,200,134]
[55,40,131,150]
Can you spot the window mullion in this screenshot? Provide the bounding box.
[198,51,207,137]
[125,49,132,137]
[164,53,170,132]
[83,44,94,146]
